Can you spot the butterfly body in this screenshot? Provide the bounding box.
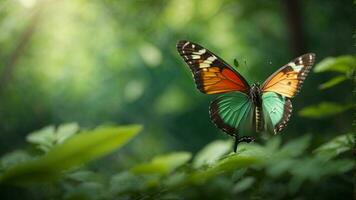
[176,40,315,151]
[249,83,263,132]
[250,83,262,106]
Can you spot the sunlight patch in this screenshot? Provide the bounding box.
[164,0,193,29]
[17,0,37,8]
[139,42,162,68]
[124,80,144,102]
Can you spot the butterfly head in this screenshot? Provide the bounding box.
[251,82,261,91]
[250,83,262,105]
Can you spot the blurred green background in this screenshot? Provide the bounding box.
[0,0,354,199]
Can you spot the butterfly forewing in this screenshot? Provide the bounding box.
[176,40,250,94]
[261,53,315,98]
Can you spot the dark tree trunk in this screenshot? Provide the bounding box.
[282,0,305,56]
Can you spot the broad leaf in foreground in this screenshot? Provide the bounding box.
[131,152,191,175]
[0,125,142,184]
[193,140,232,168]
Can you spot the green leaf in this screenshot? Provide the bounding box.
[232,177,255,193]
[298,102,352,118]
[193,140,232,168]
[66,170,101,182]
[290,157,353,184]
[265,136,282,152]
[163,172,187,187]
[56,123,79,144]
[26,125,56,152]
[109,171,144,195]
[318,75,347,90]
[265,135,310,177]
[66,182,105,200]
[188,144,267,184]
[278,135,311,157]
[26,123,80,152]
[0,125,142,185]
[266,159,296,177]
[283,134,354,193]
[314,134,353,159]
[314,55,356,73]
[0,150,32,171]
[131,152,191,175]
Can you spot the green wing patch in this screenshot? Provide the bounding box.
[209,92,254,136]
[262,92,292,134]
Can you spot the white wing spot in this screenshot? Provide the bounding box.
[199,63,210,68]
[204,60,212,64]
[192,55,200,59]
[291,64,303,72]
[193,49,206,55]
[289,62,296,67]
[182,42,190,48]
[298,57,304,65]
[207,56,216,62]
[199,49,206,54]
[192,44,195,48]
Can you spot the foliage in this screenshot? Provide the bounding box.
[193,140,232,168]
[313,55,355,89]
[131,152,191,175]
[0,124,353,199]
[26,123,79,153]
[314,134,354,159]
[298,55,354,119]
[313,55,355,74]
[298,102,352,118]
[0,124,142,185]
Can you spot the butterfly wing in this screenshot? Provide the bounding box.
[177,40,250,94]
[262,92,292,134]
[209,92,254,136]
[261,53,316,98]
[261,53,315,133]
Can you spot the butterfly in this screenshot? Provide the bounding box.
[176,40,316,152]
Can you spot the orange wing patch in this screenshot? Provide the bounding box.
[262,70,300,97]
[177,40,250,94]
[196,67,248,94]
[261,53,315,98]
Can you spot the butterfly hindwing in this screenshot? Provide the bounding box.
[209,92,254,136]
[177,40,250,94]
[261,53,315,98]
[262,92,293,134]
